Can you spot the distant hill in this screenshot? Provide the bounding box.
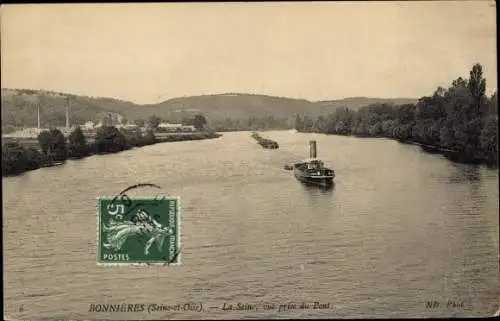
[316,97,419,111]
[109,94,418,121]
[1,88,418,129]
[118,93,318,122]
[1,88,130,129]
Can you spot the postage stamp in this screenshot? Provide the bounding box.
[97,196,181,266]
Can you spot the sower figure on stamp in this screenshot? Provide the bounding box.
[103,209,173,255]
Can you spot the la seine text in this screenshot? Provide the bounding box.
[222,303,257,311]
[220,301,333,312]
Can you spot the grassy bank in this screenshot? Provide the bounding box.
[2,129,222,177]
[155,132,222,142]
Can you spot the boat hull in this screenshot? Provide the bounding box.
[293,170,334,188]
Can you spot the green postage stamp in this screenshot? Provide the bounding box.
[97,196,180,266]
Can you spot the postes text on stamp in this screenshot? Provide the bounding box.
[98,196,180,265]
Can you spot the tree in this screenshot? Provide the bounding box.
[439,119,456,149]
[448,63,488,156]
[25,147,41,170]
[144,129,157,145]
[416,96,446,120]
[381,119,395,137]
[68,126,89,158]
[479,116,498,165]
[395,104,416,124]
[488,92,498,115]
[301,116,314,132]
[37,131,52,155]
[94,126,127,154]
[468,63,487,116]
[452,77,467,89]
[69,126,86,146]
[37,128,67,160]
[147,115,161,130]
[313,115,326,132]
[102,113,114,126]
[134,119,145,127]
[433,86,446,97]
[181,117,195,126]
[2,142,40,176]
[334,121,348,135]
[193,114,207,131]
[49,129,67,160]
[294,115,302,131]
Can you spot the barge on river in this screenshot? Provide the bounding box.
[251,132,279,149]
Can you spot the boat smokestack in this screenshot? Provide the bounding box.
[309,140,317,158]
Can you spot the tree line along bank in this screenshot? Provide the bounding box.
[294,64,498,166]
[2,124,220,177]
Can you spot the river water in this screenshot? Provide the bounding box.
[3,131,499,319]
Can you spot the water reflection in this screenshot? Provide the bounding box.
[448,164,482,184]
[300,182,336,194]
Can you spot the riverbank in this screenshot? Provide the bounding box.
[154,132,222,142]
[393,139,490,165]
[2,131,222,177]
[300,130,497,167]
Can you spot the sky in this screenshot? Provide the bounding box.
[1,1,497,104]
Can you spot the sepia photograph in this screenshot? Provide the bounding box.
[1,1,498,319]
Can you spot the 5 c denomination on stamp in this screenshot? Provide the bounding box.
[97,196,181,266]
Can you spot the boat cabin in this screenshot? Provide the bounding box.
[295,158,325,170]
[307,159,324,170]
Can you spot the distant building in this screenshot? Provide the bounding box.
[116,123,139,130]
[57,126,78,137]
[2,127,47,139]
[157,123,197,132]
[181,125,197,132]
[157,123,182,132]
[81,121,96,131]
[94,121,105,129]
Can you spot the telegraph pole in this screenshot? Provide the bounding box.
[65,96,70,128]
[37,103,40,129]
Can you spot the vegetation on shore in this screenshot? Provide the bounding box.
[295,64,498,166]
[213,117,292,132]
[2,123,221,177]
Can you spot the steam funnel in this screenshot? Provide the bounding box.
[309,140,317,158]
